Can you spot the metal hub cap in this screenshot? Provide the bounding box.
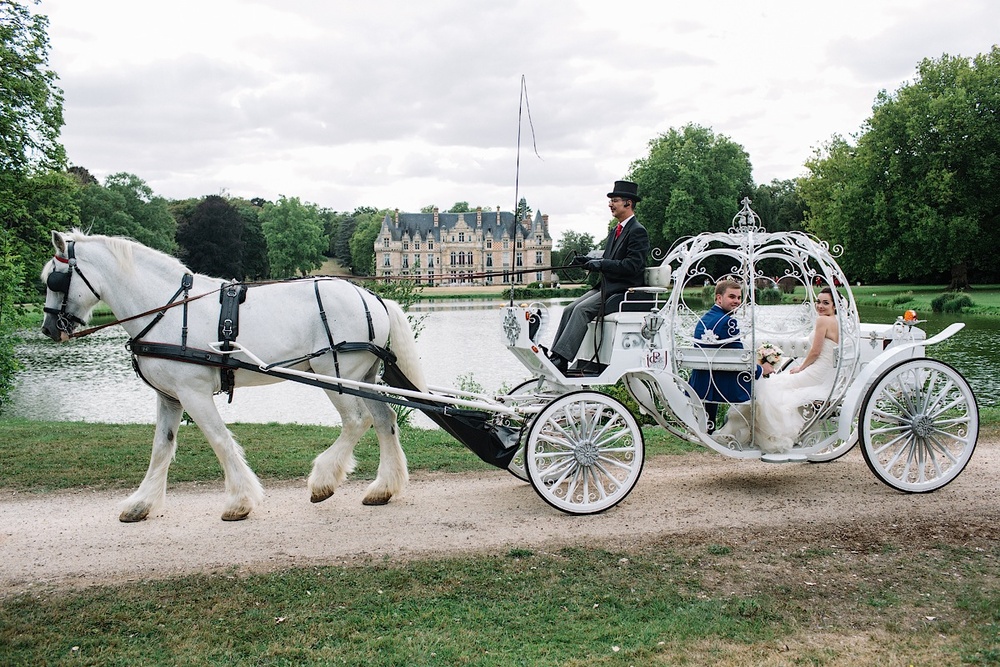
[911,414,934,438]
[574,440,600,466]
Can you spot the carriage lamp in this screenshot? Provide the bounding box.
[904,309,918,322]
[641,312,664,341]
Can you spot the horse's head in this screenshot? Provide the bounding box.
[41,231,103,342]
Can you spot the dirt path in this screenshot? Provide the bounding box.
[2,444,997,596]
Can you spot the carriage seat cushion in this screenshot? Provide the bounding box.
[755,335,811,360]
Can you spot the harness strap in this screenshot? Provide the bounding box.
[313,280,341,377]
[217,281,248,402]
[129,274,194,345]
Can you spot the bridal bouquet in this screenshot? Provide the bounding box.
[756,342,783,365]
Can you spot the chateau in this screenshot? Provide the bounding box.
[376,207,555,286]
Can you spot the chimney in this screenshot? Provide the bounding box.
[433,207,439,228]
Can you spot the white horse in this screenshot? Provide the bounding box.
[40,230,427,522]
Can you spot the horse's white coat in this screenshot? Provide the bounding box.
[41,230,427,521]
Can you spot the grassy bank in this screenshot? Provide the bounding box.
[0,420,697,492]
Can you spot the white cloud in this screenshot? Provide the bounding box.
[38,0,1000,243]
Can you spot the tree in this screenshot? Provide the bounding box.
[76,172,176,254]
[448,202,471,213]
[750,179,806,233]
[628,124,754,255]
[259,195,326,278]
[235,198,269,280]
[514,197,532,221]
[798,136,880,283]
[800,48,1000,287]
[349,209,388,277]
[553,230,595,283]
[0,0,67,407]
[860,48,1000,288]
[175,195,245,278]
[0,0,64,175]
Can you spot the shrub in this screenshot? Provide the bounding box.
[755,287,782,305]
[891,292,914,306]
[931,293,974,314]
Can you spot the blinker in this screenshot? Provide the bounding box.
[47,268,71,293]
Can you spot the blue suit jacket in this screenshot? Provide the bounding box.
[688,304,759,403]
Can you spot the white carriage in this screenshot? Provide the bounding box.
[480,198,978,514]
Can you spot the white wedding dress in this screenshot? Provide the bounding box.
[717,338,837,454]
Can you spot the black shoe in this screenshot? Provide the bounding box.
[548,352,568,374]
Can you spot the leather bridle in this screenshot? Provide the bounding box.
[43,241,102,335]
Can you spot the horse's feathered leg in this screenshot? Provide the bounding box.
[120,393,183,522]
[308,392,371,502]
[359,394,407,505]
[177,390,264,521]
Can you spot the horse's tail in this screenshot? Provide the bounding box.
[385,300,428,393]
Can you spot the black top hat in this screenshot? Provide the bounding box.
[607,180,642,202]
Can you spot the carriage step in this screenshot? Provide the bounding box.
[760,452,808,464]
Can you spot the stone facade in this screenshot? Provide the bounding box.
[376,207,555,286]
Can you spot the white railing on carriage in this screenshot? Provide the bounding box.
[208,342,527,418]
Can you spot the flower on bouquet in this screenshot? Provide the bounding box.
[756,342,783,365]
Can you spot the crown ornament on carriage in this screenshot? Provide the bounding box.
[730,197,766,234]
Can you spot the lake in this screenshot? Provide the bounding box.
[6,299,997,427]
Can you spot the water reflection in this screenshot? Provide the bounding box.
[6,300,996,427]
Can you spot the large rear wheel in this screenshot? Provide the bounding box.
[525,391,644,514]
[860,358,978,493]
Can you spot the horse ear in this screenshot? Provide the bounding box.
[51,230,67,255]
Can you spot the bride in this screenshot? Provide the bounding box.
[717,287,840,454]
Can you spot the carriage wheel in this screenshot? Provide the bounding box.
[860,358,978,493]
[525,390,644,514]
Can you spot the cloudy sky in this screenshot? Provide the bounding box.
[38,0,998,242]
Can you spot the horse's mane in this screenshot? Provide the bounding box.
[69,229,190,277]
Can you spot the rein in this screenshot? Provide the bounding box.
[67,284,219,339]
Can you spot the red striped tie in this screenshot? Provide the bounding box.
[614,223,622,239]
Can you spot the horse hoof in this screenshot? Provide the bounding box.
[221,509,251,521]
[310,490,334,504]
[362,493,391,506]
[119,504,150,523]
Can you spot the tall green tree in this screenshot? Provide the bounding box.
[0,0,68,408]
[234,198,269,280]
[861,48,1000,288]
[259,195,326,278]
[798,136,879,282]
[175,195,244,278]
[628,124,754,255]
[349,209,389,277]
[76,172,176,253]
[0,0,64,175]
[801,48,1000,287]
[750,179,806,233]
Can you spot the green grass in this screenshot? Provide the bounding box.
[3,538,999,665]
[0,420,696,492]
